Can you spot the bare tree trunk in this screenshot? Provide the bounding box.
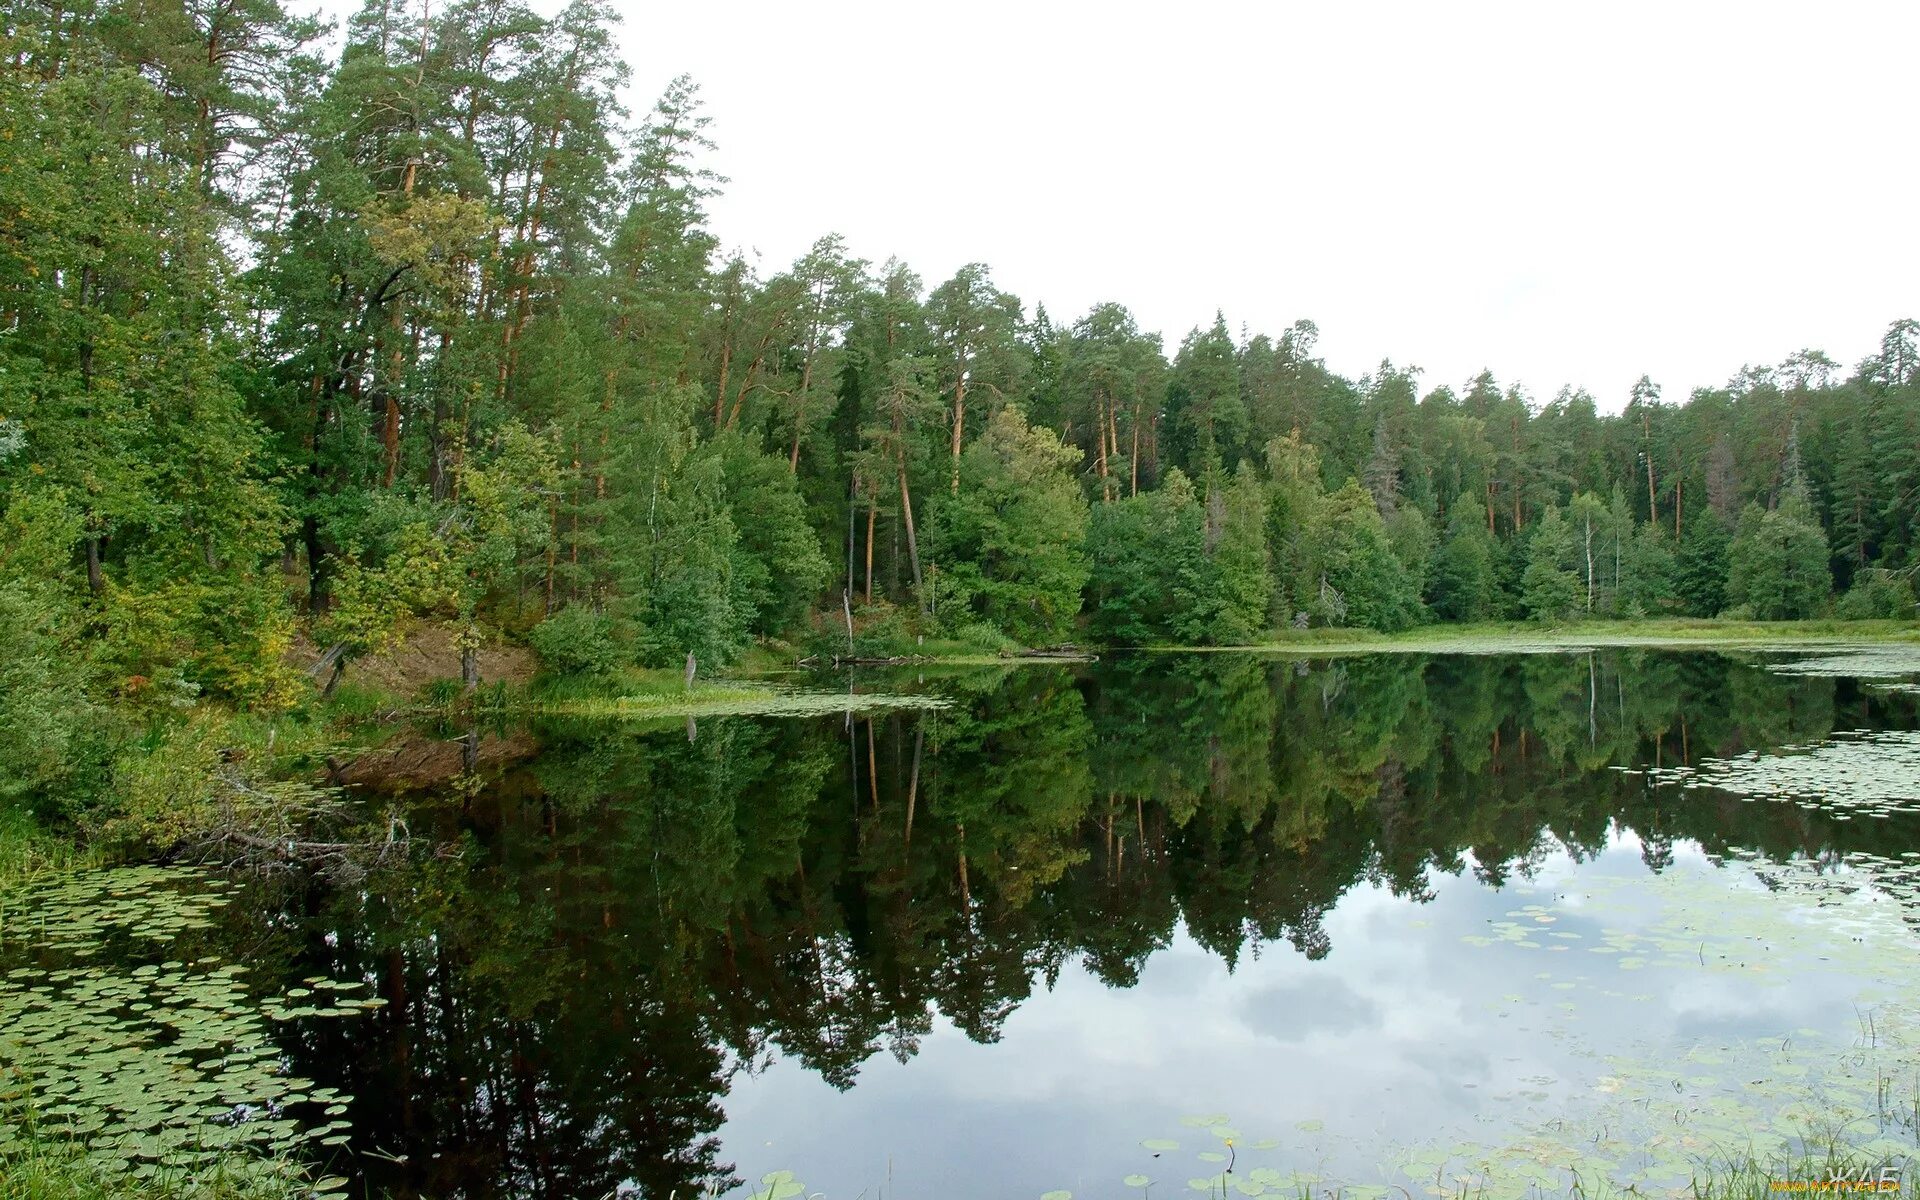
[1583,513,1595,613]
[899,465,924,600]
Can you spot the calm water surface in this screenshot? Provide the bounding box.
[8,648,1920,1198]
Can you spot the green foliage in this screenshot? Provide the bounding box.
[1316,481,1422,632]
[1086,490,1183,645]
[528,605,623,678]
[0,493,106,806]
[1521,508,1582,621]
[1835,568,1917,620]
[932,409,1090,645]
[1087,469,1271,644]
[1675,513,1732,618]
[715,435,832,639]
[1619,523,1678,617]
[1262,432,1326,624]
[1428,506,1500,622]
[1727,492,1831,620]
[1210,466,1274,643]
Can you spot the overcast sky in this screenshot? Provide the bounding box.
[607,1,1917,409]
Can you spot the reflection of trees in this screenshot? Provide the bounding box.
[264,651,1917,1198]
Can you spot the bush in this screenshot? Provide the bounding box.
[1835,569,1917,620]
[528,606,624,677]
[949,621,1020,654]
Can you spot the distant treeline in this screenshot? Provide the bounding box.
[3,0,1918,795]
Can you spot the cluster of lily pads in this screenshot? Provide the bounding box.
[1638,729,1920,819]
[0,864,378,1189]
[1765,646,1920,691]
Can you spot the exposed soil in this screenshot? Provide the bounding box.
[290,621,537,698]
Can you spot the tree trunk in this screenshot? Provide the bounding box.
[949,379,966,495]
[864,498,877,604]
[381,394,401,486]
[904,726,922,848]
[1129,412,1140,497]
[899,464,924,601]
[1583,514,1595,612]
[85,534,104,595]
[1644,426,1658,524]
[461,625,479,694]
[1095,392,1111,500]
[845,475,858,598]
[544,495,558,615]
[787,345,817,468]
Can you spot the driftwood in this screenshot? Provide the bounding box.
[1016,645,1098,661]
[167,768,451,882]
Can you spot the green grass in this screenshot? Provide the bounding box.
[1189,618,1920,657]
[0,810,94,901]
[0,1135,314,1200]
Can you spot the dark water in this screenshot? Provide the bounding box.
[12,648,1920,1198]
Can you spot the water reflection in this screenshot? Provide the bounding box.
[247,651,1917,1198]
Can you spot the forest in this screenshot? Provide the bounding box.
[5,0,1920,814]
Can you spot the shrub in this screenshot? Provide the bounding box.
[1835,569,1917,620]
[528,606,624,677]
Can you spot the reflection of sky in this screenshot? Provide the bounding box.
[716,829,1874,1197]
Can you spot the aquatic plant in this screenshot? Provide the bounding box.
[0,866,369,1188]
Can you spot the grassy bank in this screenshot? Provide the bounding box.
[509,667,952,720]
[0,1138,313,1200]
[1177,617,1920,657]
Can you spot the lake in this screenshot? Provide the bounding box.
[6,646,1920,1198]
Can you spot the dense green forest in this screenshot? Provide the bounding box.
[4,0,1919,810]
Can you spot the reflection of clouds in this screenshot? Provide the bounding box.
[715,836,1876,1198]
[1235,977,1378,1042]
